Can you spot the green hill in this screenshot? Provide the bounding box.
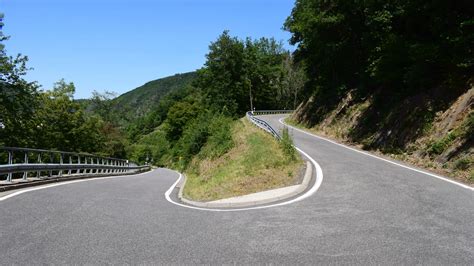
[111,71,197,124]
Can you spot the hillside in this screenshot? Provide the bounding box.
[111,71,196,124]
[290,83,473,183]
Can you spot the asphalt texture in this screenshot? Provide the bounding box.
[0,114,473,264]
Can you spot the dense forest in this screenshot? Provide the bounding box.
[285,0,473,180]
[285,0,473,121]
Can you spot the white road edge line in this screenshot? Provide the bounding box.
[164,147,323,212]
[0,171,152,202]
[279,117,474,192]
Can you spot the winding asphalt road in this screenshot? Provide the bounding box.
[0,114,473,264]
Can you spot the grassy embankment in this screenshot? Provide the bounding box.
[182,118,304,201]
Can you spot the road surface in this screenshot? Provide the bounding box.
[0,114,473,264]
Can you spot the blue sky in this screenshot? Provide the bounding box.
[1,0,295,99]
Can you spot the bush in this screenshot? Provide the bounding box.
[200,114,234,159]
[127,130,170,165]
[171,112,234,169]
[428,132,457,155]
[280,127,297,161]
[172,114,210,167]
[454,157,472,171]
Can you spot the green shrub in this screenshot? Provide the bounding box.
[454,157,472,170]
[280,127,297,161]
[200,114,234,159]
[127,130,170,165]
[170,112,235,169]
[428,132,457,155]
[172,114,210,166]
[464,112,474,139]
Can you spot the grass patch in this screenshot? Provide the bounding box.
[427,131,458,155]
[183,118,304,201]
[454,157,472,170]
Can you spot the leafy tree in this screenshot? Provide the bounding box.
[195,31,294,116]
[284,0,474,98]
[164,98,202,141]
[280,55,307,109]
[196,31,246,115]
[0,14,40,147]
[89,90,117,122]
[33,80,97,151]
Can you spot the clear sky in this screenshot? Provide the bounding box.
[0,0,295,99]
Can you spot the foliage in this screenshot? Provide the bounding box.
[428,132,457,155]
[184,119,303,201]
[110,72,197,126]
[284,0,474,98]
[169,112,233,169]
[195,31,303,116]
[127,129,170,165]
[454,157,471,171]
[279,127,297,161]
[199,114,234,159]
[0,16,127,157]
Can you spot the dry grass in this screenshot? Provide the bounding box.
[183,118,304,201]
[285,117,474,185]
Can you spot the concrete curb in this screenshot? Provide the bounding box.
[177,160,313,208]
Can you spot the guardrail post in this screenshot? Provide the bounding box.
[85,156,88,174]
[37,153,42,178]
[7,150,12,182]
[84,157,88,174]
[77,156,81,174]
[99,158,102,174]
[68,156,72,175]
[59,154,63,177]
[48,153,53,177]
[23,151,28,180]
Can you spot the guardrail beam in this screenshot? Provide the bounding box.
[0,147,150,183]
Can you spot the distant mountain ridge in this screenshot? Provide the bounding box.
[111,71,197,124]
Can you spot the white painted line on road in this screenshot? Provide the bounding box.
[280,118,474,191]
[0,171,152,202]
[164,147,324,212]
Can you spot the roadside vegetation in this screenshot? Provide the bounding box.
[183,119,303,201]
[1,14,304,164]
[3,0,471,184]
[284,0,473,183]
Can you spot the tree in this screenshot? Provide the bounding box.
[0,13,40,147]
[89,90,117,122]
[196,31,246,115]
[280,55,307,109]
[195,31,292,116]
[284,0,474,98]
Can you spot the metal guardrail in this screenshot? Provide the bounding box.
[251,110,294,115]
[0,147,150,183]
[246,110,294,140]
